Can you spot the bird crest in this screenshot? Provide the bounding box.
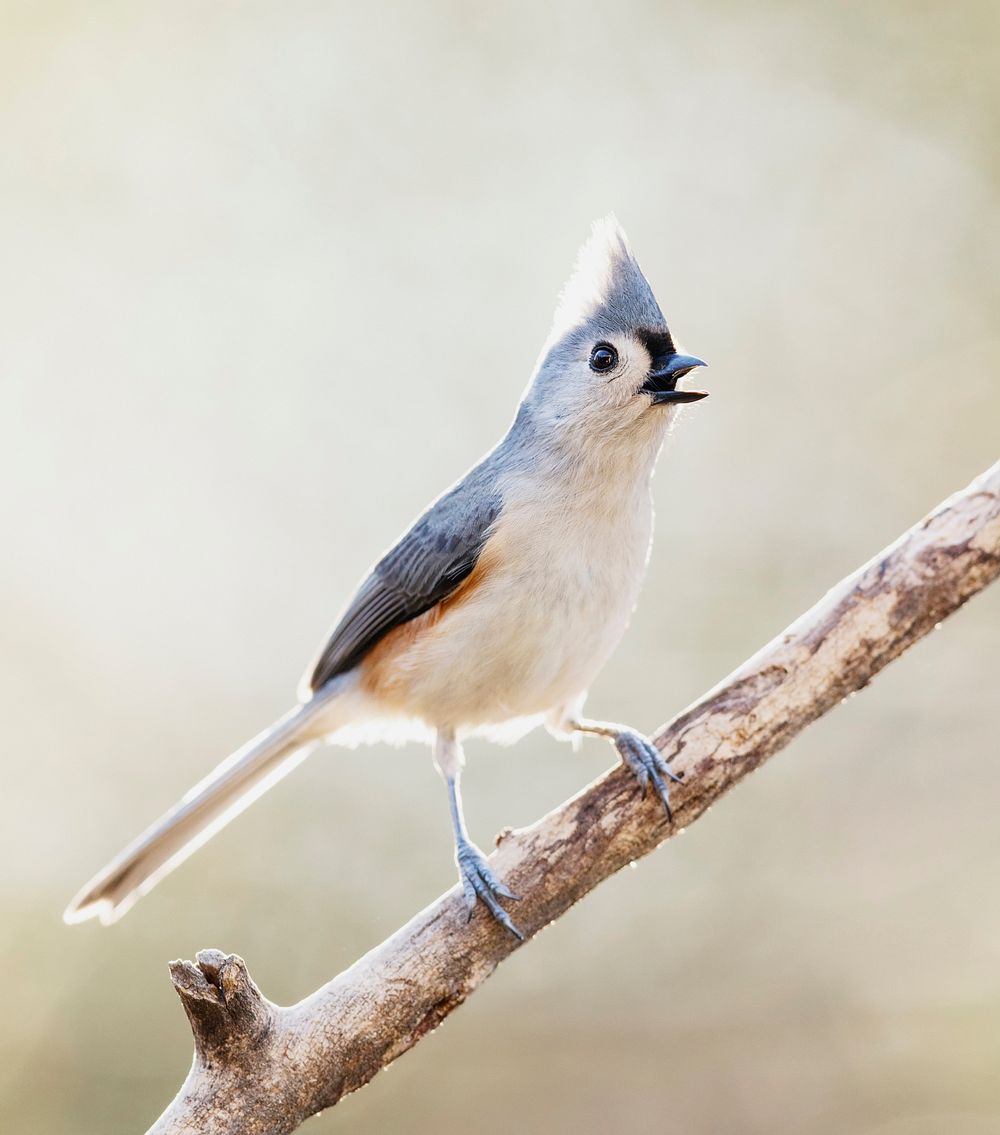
[549,215,667,342]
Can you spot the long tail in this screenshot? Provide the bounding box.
[64,683,350,926]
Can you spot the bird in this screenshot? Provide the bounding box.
[64,216,708,939]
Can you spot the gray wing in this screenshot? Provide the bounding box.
[303,478,503,694]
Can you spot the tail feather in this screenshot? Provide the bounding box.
[64,690,340,926]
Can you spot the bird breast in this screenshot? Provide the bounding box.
[359,463,655,732]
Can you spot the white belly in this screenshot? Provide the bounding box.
[373,478,654,733]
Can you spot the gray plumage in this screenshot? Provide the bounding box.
[304,476,504,692]
[64,216,707,932]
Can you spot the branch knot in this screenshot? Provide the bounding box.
[169,949,277,1063]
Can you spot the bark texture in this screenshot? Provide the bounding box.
[150,460,1000,1135]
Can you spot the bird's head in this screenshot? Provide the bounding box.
[523,217,707,441]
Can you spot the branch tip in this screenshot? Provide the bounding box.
[169,949,276,1060]
[169,958,223,1005]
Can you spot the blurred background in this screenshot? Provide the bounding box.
[2,1,999,1132]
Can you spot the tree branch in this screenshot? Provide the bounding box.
[150,460,1000,1135]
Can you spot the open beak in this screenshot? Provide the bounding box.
[640,353,708,405]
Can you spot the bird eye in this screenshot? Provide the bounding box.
[589,343,618,373]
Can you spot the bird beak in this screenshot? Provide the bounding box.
[641,354,708,405]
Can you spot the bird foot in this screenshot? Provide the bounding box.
[456,839,523,941]
[614,728,682,820]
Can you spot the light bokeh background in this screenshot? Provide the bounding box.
[2,2,999,1132]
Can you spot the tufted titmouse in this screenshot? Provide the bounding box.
[65,217,707,939]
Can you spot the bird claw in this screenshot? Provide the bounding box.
[614,729,681,821]
[456,840,524,941]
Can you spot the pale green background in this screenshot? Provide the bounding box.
[2,2,999,1132]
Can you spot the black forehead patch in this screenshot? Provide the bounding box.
[639,329,676,362]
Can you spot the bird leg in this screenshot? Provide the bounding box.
[433,730,523,941]
[550,709,682,821]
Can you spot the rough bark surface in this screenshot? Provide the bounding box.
[150,460,1000,1135]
